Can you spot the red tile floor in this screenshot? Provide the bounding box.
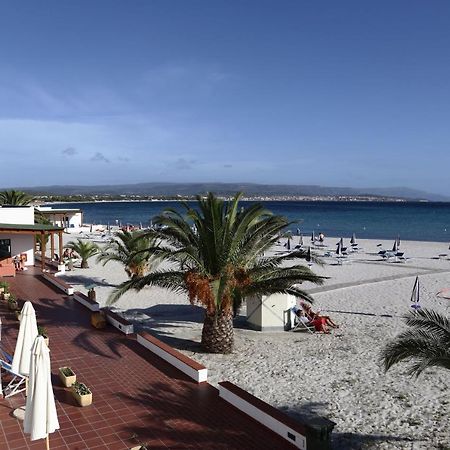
[0,269,295,449]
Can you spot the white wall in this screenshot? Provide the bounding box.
[36,208,83,228]
[0,206,34,225]
[0,233,35,265]
[246,294,297,331]
[68,212,82,228]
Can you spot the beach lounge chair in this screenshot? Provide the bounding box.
[0,345,13,364]
[0,359,27,398]
[287,307,315,333]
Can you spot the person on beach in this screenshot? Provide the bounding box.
[301,302,338,333]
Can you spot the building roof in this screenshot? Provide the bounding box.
[38,208,82,214]
[0,223,64,232]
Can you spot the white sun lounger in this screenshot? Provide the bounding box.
[0,359,27,398]
[287,307,315,333]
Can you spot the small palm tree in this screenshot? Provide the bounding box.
[34,214,52,251]
[0,189,34,206]
[109,192,325,353]
[382,309,450,377]
[96,230,159,278]
[66,239,100,268]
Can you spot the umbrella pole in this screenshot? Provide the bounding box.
[46,435,50,450]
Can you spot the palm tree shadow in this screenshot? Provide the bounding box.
[114,382,297,449]
[281,402,415,450]
[115,304,206,352]
[57,274,116,288]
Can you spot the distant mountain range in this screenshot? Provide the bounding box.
[11,182,449,202]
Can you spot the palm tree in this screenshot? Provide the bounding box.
[382,309,450,377]
[0,189,34,206]
[109,192,325,353]
[66,239,100,268]
[96,230,159,278]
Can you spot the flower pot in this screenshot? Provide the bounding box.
[91,312,106,329]
[8,300,18,311]
[58,367,76,387]
[71,383,92,407]
[88,289,96,301]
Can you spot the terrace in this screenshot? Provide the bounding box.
[0,269,300,450]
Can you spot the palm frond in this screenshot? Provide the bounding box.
[381,309,450,377]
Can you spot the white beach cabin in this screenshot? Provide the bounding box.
[246,294,297,331]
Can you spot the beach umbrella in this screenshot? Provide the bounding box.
[12,302,39,377]
[410,276,421,310]
[339,237,344,247]
[350,233,356,245]
[299,234,303,247]
[24,336,59,448]
[336,241,342,256]
[306,246,312,264]
[286,238,291,251]
[392,240,398,252]
[311,231,315,243]
[89,224,93,233]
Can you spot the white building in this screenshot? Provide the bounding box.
[0,206,64,275]
[36,206,83,229]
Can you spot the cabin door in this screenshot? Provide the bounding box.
[0,239,11,260]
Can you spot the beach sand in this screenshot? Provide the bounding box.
[59,230,450,449]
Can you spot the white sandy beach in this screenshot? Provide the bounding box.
[59,230,450,449]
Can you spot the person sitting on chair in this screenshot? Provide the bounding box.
[294,308,311,325]
[301,302,338,332]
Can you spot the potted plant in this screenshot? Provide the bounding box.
[88,287,96,301]
[38,325,49,346]
[90,311,106,329]
[0,281,9,299]
[71,381,92,406]
[2,283,11,301]
[8,294,18,310]
[58,367,76,387]
[130,434,149,450]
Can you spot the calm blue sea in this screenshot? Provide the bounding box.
[49,201,450,242]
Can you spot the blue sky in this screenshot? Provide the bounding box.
[0,1,449,195]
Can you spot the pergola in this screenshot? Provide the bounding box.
[0,223,64,271]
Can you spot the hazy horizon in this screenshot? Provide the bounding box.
[1,1,449,195]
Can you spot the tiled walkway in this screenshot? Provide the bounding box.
[0,270,295,449]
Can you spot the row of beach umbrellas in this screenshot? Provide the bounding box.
[4,302,59,448]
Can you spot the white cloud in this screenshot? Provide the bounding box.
[62,147,77,156]
[90,152,110,163]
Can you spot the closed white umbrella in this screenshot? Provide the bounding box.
[24,336,59,448]
[410,276,421,311]
[12,302,38,376]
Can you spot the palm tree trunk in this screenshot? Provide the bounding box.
[201,311,234,353]
[81,259,89,269]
